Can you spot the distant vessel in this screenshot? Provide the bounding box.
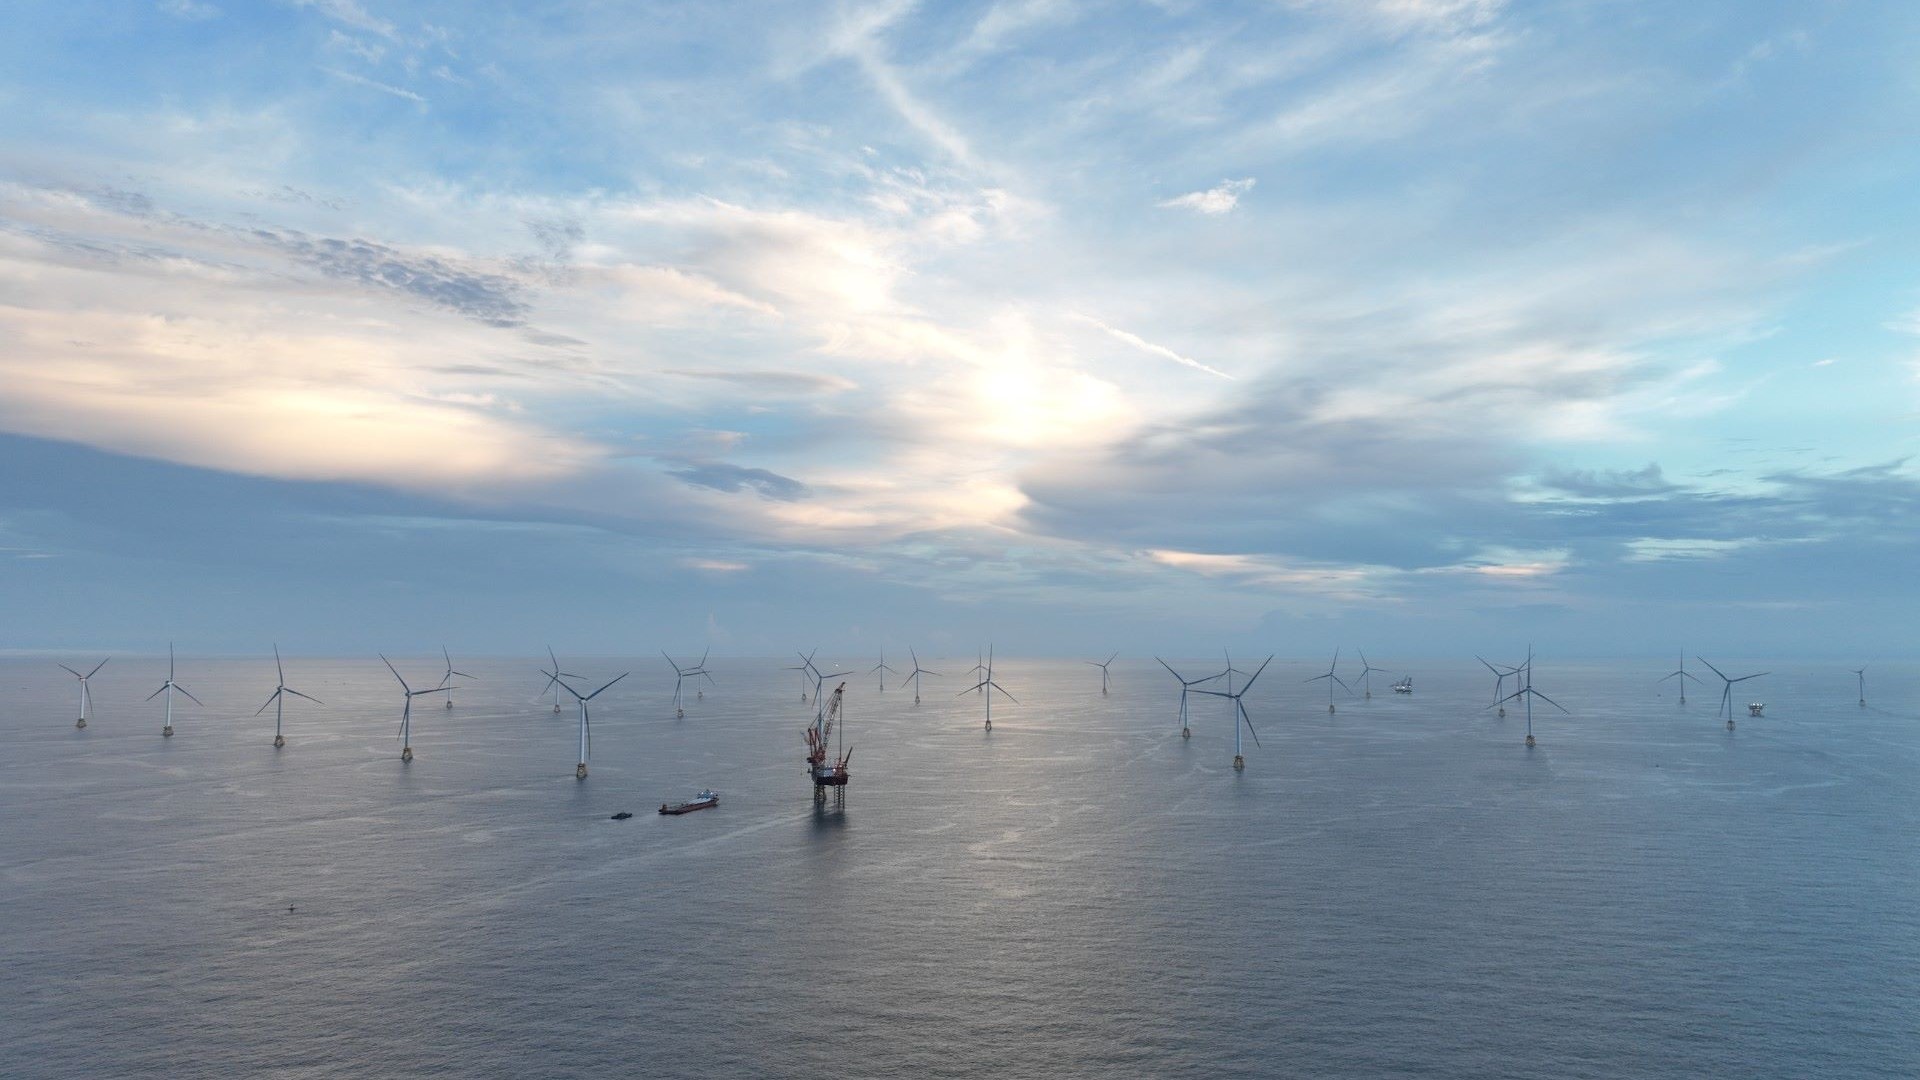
[806,682,852,795]
[1392,676,1413,694]
[1747,702,1765,716]
[610,811,633,820]
[659,790,719,815]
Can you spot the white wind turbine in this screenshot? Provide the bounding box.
[145,643,201,738]
[549,669,628,779]
[960,645,1016,730]
[437,646,474,709]
[382,654,450,761]
[58,657,108,729]
[255,645,321,748]
[869,651,897,693]
[787,649,819,703]
[1658,652,1703,705]
[663,649,713,718]
[1355,650,1383,699]
[542,646,582,713]
[1192,655,1271,770]
[1086,652,1118,695]
[1696,656,1767,729]
[1489,649,1568,747]
[1305,648,1352,713]
[898,648,941,704]
[1476,655,1520,716]
[1156,657,1223,739]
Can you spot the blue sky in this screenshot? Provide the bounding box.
[0,0,1915,657]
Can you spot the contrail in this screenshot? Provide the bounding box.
[1071,314,1233,380]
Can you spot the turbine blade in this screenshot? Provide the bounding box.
[1156,656,1183,680]
[285,688,323,704]
[958,681,988,697]
[991,682,1018,704]
[255,690,280,716]
[1240,700,1260,747]
[1241,655,1273,692]
[1694,656,1728,681]
[274,645,284,683]
[58,663,82,678]
[145,684,168,701]
[1531,688,1570,714]
[1331,674,1352,693]
[380,654,409,693]
[175,685,204,707]
[88,657,111,679]
[586,671,630,699]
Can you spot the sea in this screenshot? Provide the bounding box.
[2,655,1916,1079]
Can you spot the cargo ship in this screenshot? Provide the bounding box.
[659,789,719,815]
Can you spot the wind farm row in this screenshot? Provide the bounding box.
[33,645,1886,788]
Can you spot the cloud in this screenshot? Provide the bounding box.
[1158,178,1255,215]
[664,369,857,395]
[294,0,397,40]
[258,230,528,325]
[667,462,810,501]
[158,0,219,20]
[1535,463,1679,500]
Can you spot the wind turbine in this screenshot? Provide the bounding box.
[1658,652,1703,705]
[1305,648,1351,713]
[550,670,628,779]
[898,648,941,704]
[1853,663,1870,706]
[1476,655,1519,715]
[381,654,450,761]
[437,646,474,709]
[959,645,1016,730]
[145,643,201,738]
[1156,657,1222,739]
[58,657,108,729]
[1696,656,1767,729]
[542,646,582,713]
[663,649,713,718]
[1086,652,1118,695]
[868,651,897,693]
[255,645,321,748]
[1192,655,1271,770]
[1490,650,1567,747]
[966,650,987,694]
[787,649,819,703]
[1354,651,1383,699]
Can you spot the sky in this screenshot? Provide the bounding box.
[0,0,1916,658]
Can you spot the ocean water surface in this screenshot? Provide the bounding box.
[2,655,1917,1078]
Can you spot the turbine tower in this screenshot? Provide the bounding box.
[438,647,474,709]
[1192,655,1271,770]
[868,651,897,693]
[381,654,450,762]
[542,646,582,713]
[1086,652,1118,695]
[960,645,1016,730]
[1490,650,1567,747]
[549,670,628,779]
[898,648,941,704]
[1696,656,1767,729]
[58,657,108,729]
[145,643,201,738]
[255,645,321,748]
[663,649,713,718]
[1305,648,1351,714]
[1155,657,1222,739]
[1658,652,1702,705]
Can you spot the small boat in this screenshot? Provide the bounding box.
[610,811,633,820]
[659,789,719,815]
[1747,703,1765,716]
